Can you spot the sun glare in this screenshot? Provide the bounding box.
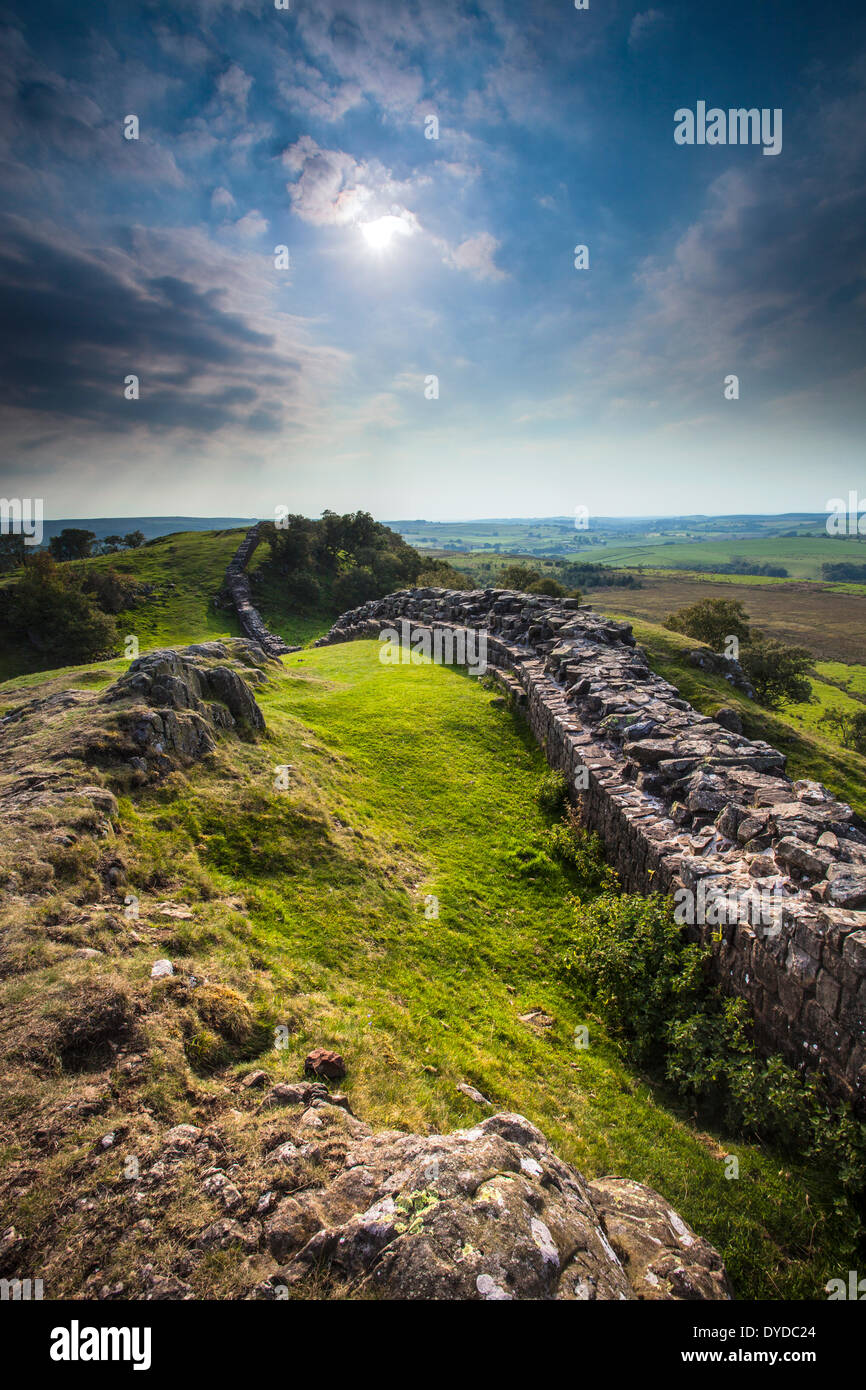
[360,214,410,251]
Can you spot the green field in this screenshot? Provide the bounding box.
[596,535,866,579]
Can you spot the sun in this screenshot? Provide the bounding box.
[360,214,411,251]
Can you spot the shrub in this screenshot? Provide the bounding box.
[0,554,119,663]
[534,770,568,816]
[820,708,866,754]
[544,816,617,892]
[664,598,750,650]
[331,565,380,611]
[285,571,321,611]
[561,892,866,1191]
[527,577,567,597]
[739,634,814,708]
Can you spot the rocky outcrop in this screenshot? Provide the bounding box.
[251,1104,731,1301]
[101,639,272,770]
[316,588,866,1110]
[223,523,298,658]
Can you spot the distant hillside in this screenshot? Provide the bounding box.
[38,517,256,545]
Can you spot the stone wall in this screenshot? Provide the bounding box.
[315,587,866,1111]
[223,523,298,658]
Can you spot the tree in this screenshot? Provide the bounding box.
[49,528,96,562]
[332,565,380,610]
[1,553,118,662]
[527,576,568,597]
[739,635,814,709]
[498,564,541,590]
[123,530,146,549]
[820,708,866,754]
[0,533,25,572]
[664,598,750,651]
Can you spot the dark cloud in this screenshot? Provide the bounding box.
[0,218,298,435]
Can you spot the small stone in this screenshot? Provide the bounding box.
[457,1081,492,1106]
[150,958,174,979]
[304,1048,346,1080]
[240,1069,270,1090]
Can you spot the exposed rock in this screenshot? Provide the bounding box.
[456,1081,492,1106]
[304,1048,347,1080]
[714,707,743,735]
[826,867,866,909]
[588,1177,733,1300]
[259,1112,730,1301]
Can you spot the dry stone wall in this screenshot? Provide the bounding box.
[316,587,866,1111]
[223,523,298,658]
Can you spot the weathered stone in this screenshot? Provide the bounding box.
[775,837,833,878]
[262,1113,730,1301]
[588,1177,733,1301]
[304,1048,347,1081]
[826,868,866,909]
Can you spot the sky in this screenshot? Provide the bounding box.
[0,0,865,521]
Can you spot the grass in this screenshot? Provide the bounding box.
[1,529,864,1300]
[93,641,859,1299]
[0,529,333,683]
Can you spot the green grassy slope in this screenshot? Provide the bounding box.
[111,642,857,1298]
[0,529,332,684]
[1,534,864,1300]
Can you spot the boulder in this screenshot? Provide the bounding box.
[261,1112,731,1301]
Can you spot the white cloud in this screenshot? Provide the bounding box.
[232,210,269,239]
[215,63,253,116]
[443,231,507,282]
[628,10,667,50]
[211,185,236,213]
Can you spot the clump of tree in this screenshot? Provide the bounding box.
[739,635,813,708]
[0,533,26,572]
[670,558,788,577]
[822,562,866,583]
[47,528,146,561]
[49,528,97,562]
[819,707,866,755]
[664,597,814,709]
[496,563,575,599]
[561,561,641,590]
[100,531,146,554]
[665,598,751,650]
[262,510,433,613]
[0,554,120,663]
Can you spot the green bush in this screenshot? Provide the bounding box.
[0,553,119,662]
[561,892,866,1193]
[664,597,750,649]
[534,770,569,816]
[739,634,814,709]
[544,819,617,892]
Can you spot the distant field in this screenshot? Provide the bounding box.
[591,573,866,664]
[596,536,866,578]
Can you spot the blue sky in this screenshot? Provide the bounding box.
[1,0,864,519]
